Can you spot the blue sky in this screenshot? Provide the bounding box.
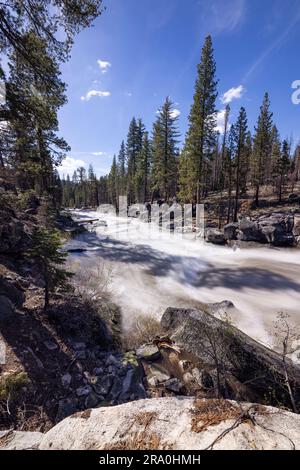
[58,0,300,178]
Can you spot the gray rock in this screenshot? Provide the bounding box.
[44,340,58,351]
[208,300,234,315]
[237,214,295,246]
[0,277,25,307]
[164,378,183,394]
[206,228,226,245]
[71,341,86,351]
[108,377,123,401]
[288,193,299,203]
[161,307,300,409]
[93,367,104,375]
[258,214,294,246]
[75,350,86,360]
[61,373,72,389]
[0,295,14,322]
[39,397,300,450]
[84,392,101,409]
[76,385,92,397]
[105,354,119,366]
[147,376,159,387]
[136,344,161,361]
[0,430,43,450]
[237,219,265,243]
[120,367,146,400]
[56,398,78,421]
[224,222,239,240]
[93,374,114,396]
[148,364,171,383]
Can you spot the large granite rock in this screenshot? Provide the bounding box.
[161,307,300,409]
[0,430,43,450]
[36,397,300,450]
[258,213,294,246]
[224,222,239,241]
[236,214,295,246]
[206,229,226,245]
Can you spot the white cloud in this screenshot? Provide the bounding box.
[81,90,111,101]
[170,108,181,119]
[97,59,112,74]
[91,151,107,156]
[221,85,244,104]
[58,157,87,177]
[197,0,246,35]
[215,109,231,134]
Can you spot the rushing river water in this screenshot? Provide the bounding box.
[67,209,300,348]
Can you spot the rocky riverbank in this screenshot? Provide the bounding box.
[206,212,300,247]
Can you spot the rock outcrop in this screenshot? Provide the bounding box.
[0,430,43,450]
[2,397,299,450]
[224,213,296,246]
[161,307,300,409]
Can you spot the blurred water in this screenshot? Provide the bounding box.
[67,210,300,347]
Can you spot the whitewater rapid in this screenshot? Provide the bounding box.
[67,210,300,347]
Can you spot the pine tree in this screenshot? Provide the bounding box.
[126,117,139,204]
[5,31,70,194]
[226,125,236,223]
[151,97,179,201]
[251,92,273,205]
[180,35,218,203]
[28,228,72,309]
[217,104,230,228]
[273,139,290,202]
[232,107,248,222]
[117,140,126,197]
[108,155,118,207]
[88,164,99,207]
[135,131,152,203]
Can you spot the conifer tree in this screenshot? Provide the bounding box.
[251,92,273,205]
[272,139,290,202]
[126,117,139,204]
[151,97,179,201]
[117,140,126,196]
[135,131,152,203]
[108,155,118,207]
[232,107,248,222]
[180,35,218,203]
[28,228,72,309]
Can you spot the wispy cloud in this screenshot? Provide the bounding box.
[91,151,108,156]
[243,8,300,83]
[81,90,111,101]
[97,59,112,74]
[221,85,245,104]
[197,0,246,35]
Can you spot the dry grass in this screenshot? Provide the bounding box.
[102,410,173,450]
[123,314,161,350]
[70,259,114,305]
[191,399,241,433]
[103,431,173,450]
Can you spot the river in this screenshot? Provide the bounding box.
[66,209,300,348]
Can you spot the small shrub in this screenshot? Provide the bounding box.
[123,313,161,350]
[0,371,30,401]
